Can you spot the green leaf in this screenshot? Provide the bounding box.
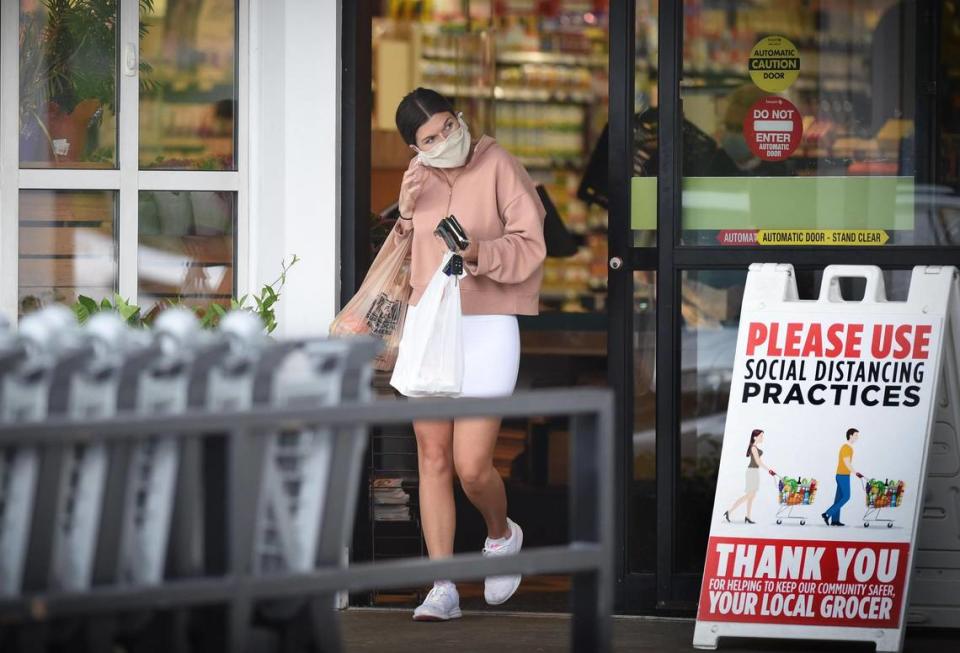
[210,303,227,317]
[100,298,113,311]
[119,305,136,321]
[124,308,142,326]
[113,294,142,323]
[72,295,99,325]
[259,295,277,310]
[200,309,218,329]
[79,295,99,313]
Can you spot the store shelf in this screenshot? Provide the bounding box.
[496,51,607,67]
[427,83,597,104]
[496,87,597,103]
[517,156,584,170]
[680,70,868,94]
[422,48,607,68]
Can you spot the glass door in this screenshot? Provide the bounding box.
[610,0,953,612]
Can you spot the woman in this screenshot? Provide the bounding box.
[387,88,546,621]
[723,429,775,524]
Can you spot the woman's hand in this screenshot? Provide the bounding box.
[398,162,426,219]
[461,239,479,263]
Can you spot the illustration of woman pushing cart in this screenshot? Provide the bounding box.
[723,429,776,524]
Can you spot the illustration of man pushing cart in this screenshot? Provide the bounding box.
[822,428,864,527]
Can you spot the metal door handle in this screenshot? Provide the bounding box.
[123,43,138,77]
[609,257,623,270]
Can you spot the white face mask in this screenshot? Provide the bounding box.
[416,114,471,169]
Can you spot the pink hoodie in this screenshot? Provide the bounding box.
[390,135,546,315]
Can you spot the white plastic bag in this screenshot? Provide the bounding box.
[390,252,464,397]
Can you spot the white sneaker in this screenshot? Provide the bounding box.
[483,518,523,605]
[412,583,462,622]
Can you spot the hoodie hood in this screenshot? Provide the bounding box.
[468,134,497,163]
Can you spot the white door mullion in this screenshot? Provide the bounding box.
[138,171,240,192]
[237,0,251,299]
[0,1,20,320]
[19,170,122,190]
[118,0,140,303]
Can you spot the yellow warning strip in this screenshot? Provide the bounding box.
[756,229,890,246]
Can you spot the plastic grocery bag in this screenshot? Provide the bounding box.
[330,228,412,371]
[390,251,464,397]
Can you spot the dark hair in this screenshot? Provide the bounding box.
[746,429,763,457]
[395,87,456,146]
[846,428,859,440]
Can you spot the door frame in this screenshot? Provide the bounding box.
[608,0,947,615]
[339,0,948,616]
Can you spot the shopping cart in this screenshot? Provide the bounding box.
[862,477,905,528]
[775,474,818,525]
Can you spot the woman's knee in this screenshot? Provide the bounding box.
[418,443,453,477]
[415,421,453,477]
[454,458,493,488]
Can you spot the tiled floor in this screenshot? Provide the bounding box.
[340,609,957,653]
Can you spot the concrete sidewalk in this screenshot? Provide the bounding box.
[340,608,955,653]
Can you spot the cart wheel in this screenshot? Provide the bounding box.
[776,519,782,525]
[887,523,893,528]
[864,522,870,528]
[800,520,806,526]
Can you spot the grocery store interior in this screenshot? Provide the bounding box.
[359,0,622,613]
[348,0,960,615]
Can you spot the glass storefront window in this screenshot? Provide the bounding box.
[18,190,117,315]
[19,0,118,169]
[630,0,658,246]
[630,271,656,572]
[671,0,960,247]
[138,191,236,315]
[677,269,746,572]
[139,0,237,170]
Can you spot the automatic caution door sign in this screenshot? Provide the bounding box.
[750,36,800,93]
[743,96,803,162]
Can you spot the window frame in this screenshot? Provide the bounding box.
[0,0,250,319]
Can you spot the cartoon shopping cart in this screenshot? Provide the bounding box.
[775,474,818,525]
[862,477,905,528]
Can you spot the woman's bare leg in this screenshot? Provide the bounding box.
[414,419,456,558]
[452,417,509,539]
[745,492,757,519]
[727,494,748,515]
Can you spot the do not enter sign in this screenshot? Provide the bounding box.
[743,96,803,162]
